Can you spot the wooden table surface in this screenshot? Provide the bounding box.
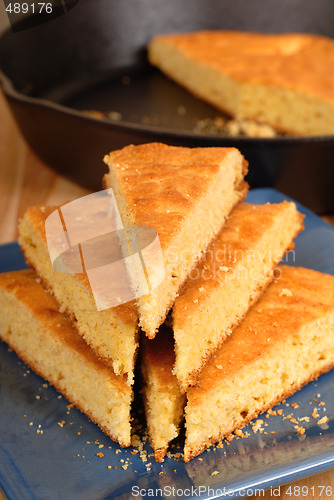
[0,91,333,500]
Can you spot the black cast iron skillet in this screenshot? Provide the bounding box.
[1,0,334,213]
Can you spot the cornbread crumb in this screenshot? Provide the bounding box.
[291,403,299,409]
[58,420,66,428]
[211,470,219,476]
[96,452,104,458]
[294,426,306,435]
[318,416,329,425]
[252,419,264,434]
[234,429,249,438]
[312,409,320,419]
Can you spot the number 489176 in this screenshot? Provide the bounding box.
[6,3,53,14]
[285,485,333,496]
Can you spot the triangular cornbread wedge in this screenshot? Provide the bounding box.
[148,31,334,136]
[0,270,132,447]
[173,201,304,392]
[140,327,186,462]
[18,206,138,385]
[103,142,248,338]
[184,265,334,461]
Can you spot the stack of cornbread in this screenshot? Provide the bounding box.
[1,142,334,463]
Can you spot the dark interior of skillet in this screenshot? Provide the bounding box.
[1,0,334,212]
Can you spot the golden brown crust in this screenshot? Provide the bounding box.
[150,31,334,104]
[173,202,304,392]
[140,178,248,341]
[104,142,246,251]
[184,361,334,462]
[188,265,334,401]
[0,270,130,393]
[174,202,303,322]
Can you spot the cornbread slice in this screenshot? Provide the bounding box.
[173,201,304,392]
[141,327,186,462]
[103,142,248,337]
[184,265,334,462]
[0,269,132,447]
[148,31,334,136]
[18,206,138,385]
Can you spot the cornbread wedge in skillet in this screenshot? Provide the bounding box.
[184,265,334,462]
[141,327,186,462]
[0,270,132,447]
[148,31,334,136]
[103,142,248,338]
[173,201,304,392]
[18,205,138,385]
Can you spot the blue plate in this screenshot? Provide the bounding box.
[1,188,334,500]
